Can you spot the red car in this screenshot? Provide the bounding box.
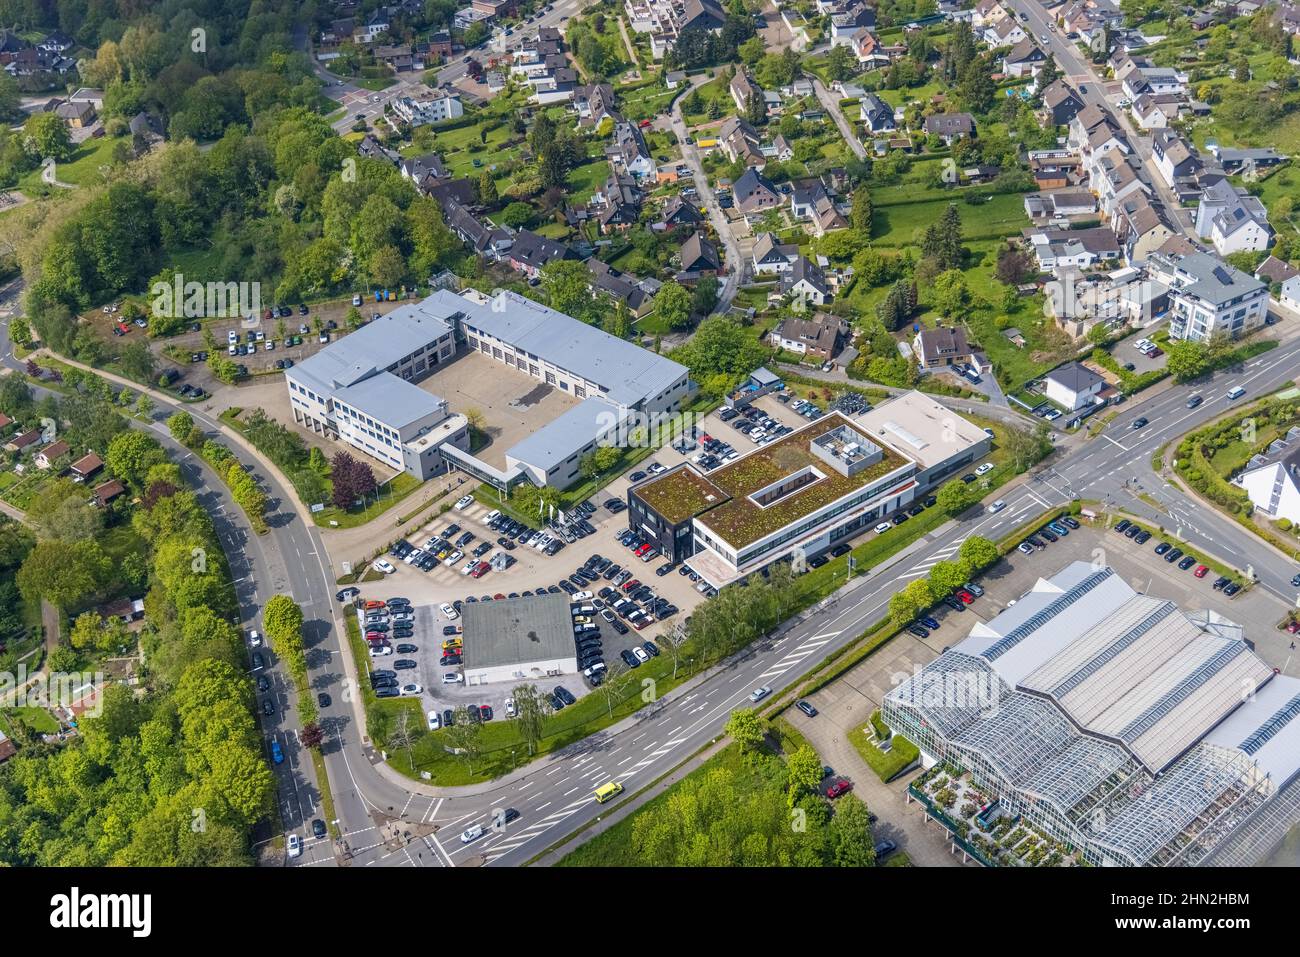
[638,118,652,128]
[470,561,490,578]
[622,578,641,591]
[366,632,386,642]
[826,779,853,799]
[1194,565,1209,578]
[115,321,131,334]
[364,600,386,610]
[480,705,494,720]
[1287,621,1300,634]
[955,589,974,604]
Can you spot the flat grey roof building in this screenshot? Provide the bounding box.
[505,396,630,475]
[461,593,577,676]
[422,288,688,408]
[332,374,447,432]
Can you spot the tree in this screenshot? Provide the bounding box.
[826,43,855,82]
[167,411,196,445]
[655,280,695,330]
[300,723,325,750]
[511,683,550,755]
[500,202,534,229]
[1002,424,1052,471]
[931,270,969,318]
[330,451,376,509]
[889,578,932,625]
[17,540,111,611]
[935,478,975,515]
[828,794,877,866]
[1166,339,1210,382]
[24,112,73,163]
[929,559,969,601]
[464,408,485,432]
[746,89,766,126]
[105,431,166,489]
[595,660,632,717]
[851,187,874,237]
[786,744,823,807]
[579,445,622,481]
[922,203,963,270]
[444,706,485,773]
[995,243,1035,285]
[959,535,998,572]
[262,595,305,652]
[692,275,719,316]
[542,259,599,323]
[725,708,765,751]
[478,170,498,204]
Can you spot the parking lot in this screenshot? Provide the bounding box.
[351,494,708,719]
[1109,327,1169,377]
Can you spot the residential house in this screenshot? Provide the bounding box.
[38,31,74,54]
[1256,255,1300,288]
[733,168,783,219]
[730,69,763,114]
[1282,275,1300,313]
[611,121,655,180]
[771,134,794,162]
[1151,129,1200,190]
[392,90,463,125]
[444,199,513,257]
[574,83,619,128]
[1195,178,1273,255]
[781,256,831,305]
[400,153,448,185]
[54,99,95,128]
[1093,152,1148,219]
[93,479,127,507]
[587,259,658,317]
[1233,437,1300,526]
[1130,93,1182,129]
[859,93,896,133]
[1205,143,1287,177]
[679,231,722,278]
[1121,65,1188,101]
[981,16,1026,47]
[69,451,104,481]
[658,195,704,229]
[5,428,42,453]
[923,112,975,145]
[1002,38,1045,77]
[35,439,70,469]
[1114,195,1175,264]
[1160,251,1268,342]
[1044,362,1105,412]
[1028,226,1123,270]
[505,230,576,279]
[913,326,974,369]
[717,116,765,167]
[1031,153,1084,190]
[68,87,103,110]
[1023,188,1097,222]
[1039,80,1084,127]
[769,314,847,361]
[592,173,643,234]
[752,232,800,275]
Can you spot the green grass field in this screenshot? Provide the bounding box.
[19,135,124,196]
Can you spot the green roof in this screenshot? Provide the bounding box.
[634,466,729,524]
[635,413,911,550]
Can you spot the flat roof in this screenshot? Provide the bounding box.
[461,593,577,671]
[505,396,630,473]
[332,375,447,432]
[290,299,454,396]
[852,390,989,470]
[423,289,688,407]
[633,464,729,524]
[692,412,910,549]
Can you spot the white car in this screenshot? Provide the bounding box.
[400,683,424,696]
[987,499,1006,513]
[974,462,994,476]
[571,591,593,602]
[444,549,464,566]
[227,330,239,343]
[455,494,474,510]
[484,509,501,524]
[750,686,772,702]
[462,557,478,575]
[632,646,650,663]
[369,645,393,657]
[504,698,517,718]
[461,823,484,843]
[427,710,442,730]
[248,629,262,647]
[874,522,892,534]
[287,834,302,858]
[1134,338,1153,351]
[442,672,464,684]
[374,559,396,574]
[440,602,459,619]
[403,548,424,565]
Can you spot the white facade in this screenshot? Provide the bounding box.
[392,91,463,126]
[1236,460,1300,526]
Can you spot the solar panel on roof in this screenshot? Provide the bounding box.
[982,568,1113,662]
[1239,693,1300,757]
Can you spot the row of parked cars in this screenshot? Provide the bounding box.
[1112,519,1243,595]
[907,581,987,637]
[1016,514,1083,555]
[720,404,796,447]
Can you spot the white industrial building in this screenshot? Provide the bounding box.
[460,593,578,685]
[884,561,1300,867]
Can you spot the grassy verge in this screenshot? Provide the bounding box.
[847,722,919,783]
[309,748,340,840]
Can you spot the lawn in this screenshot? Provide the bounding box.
[567,158,612,205]
[680,75,732,128]
[619,81,678,122]
[871,192,1029,247]
[312,471,424,529]
[847,721,919,782]
[4,706,59,735]
[19,135,124,196]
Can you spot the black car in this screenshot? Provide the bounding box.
[1212,576,1229,590]
[961,473,977,484]
[443,709,455,727]
[336,587,360,602]
[312,819,327,839]
[554,686,576,706]
[1223,582,1241,596]
[629,471,647,482]
[500,807,521,825]
[394,659,418,670]
[642,641,660,657]
[262,698,275,715]
[1178,555,1197,570]
[1060,516,1081,530]
[943,595,965,612]
[317,692,331,708]
[874,839,898,858]
[796,701,818,717]
[257,674,271,693]
[440,654,462,666]
[1164,547,1183,563]
[907,624,929,638]
[1135,530,1151,544]
[1114,520,1131,534]
[396,643,418,654]
[1124,524,1140,539]
[1154,542,1171,555]
[620,649,640,668]
[830,544,851,558]
[374,686,399,698]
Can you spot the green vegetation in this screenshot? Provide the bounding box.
[848,722,920,782]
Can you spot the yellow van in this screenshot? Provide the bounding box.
[594,781,624,804]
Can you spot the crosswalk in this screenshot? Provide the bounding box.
[755,631,841,680]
